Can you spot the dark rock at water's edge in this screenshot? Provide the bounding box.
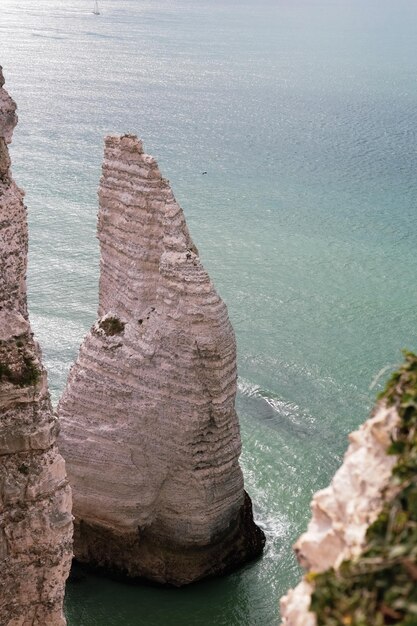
[72,491,265,587]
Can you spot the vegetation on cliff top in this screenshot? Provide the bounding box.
[310,351,417,626]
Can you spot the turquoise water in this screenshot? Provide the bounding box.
[1,0,417,623]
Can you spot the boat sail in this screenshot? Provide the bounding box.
[93,0,100,15]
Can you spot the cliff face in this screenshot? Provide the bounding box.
[280,403,401,625]
[58,135,264,586]
[0,67,73,625]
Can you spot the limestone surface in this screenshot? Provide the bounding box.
[0,67,73,625]
[58,134,265,585]
[280,403,400,626]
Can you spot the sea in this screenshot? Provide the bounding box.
[1,0,417,624]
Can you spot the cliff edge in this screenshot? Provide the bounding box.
[280,352,417,625]
[0,67,73,625]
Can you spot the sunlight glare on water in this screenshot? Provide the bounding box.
[1,0,417,623]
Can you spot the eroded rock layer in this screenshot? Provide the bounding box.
[58,134,264,585]
[0,67,73,625]
[280,403,400,626]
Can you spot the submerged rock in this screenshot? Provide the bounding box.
[58,134,265,585]
[0,66,73,625]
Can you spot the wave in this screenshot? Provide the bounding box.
[237,377,314,434]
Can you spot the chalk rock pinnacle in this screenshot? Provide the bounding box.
[0,67,73,625]
[58,134,265,585]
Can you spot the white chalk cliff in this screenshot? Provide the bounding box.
[0,67,73,625]
[58,135,265,585]
[280,403,400,626]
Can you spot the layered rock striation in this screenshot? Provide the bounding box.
[0,67,72,625]
[280,402,401,625]
[58,134,265,585]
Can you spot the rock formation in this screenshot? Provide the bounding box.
[0,67,72,625]
[58,134,265,586]
[280,402,401,625]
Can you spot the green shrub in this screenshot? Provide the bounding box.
[99,317,125,336]
[0,356,40,387]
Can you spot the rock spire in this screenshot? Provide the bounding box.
[0,67,73,625]
[58,134,265,585]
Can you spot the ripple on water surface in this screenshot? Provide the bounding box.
[2,0,417,623]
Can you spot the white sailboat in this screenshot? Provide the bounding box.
[93,0,100,15]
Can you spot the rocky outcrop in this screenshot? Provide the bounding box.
[280,403,400,626]
[0,67,73,625]
[58,134,265,586]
